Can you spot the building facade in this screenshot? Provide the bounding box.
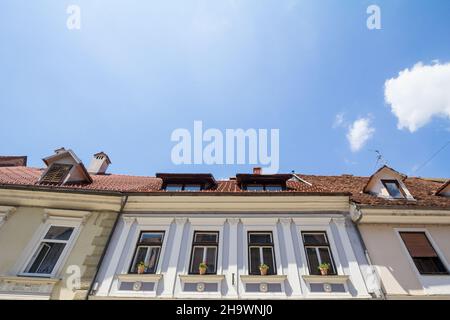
[0,149,448,300]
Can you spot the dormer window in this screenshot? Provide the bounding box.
[40,163,73,185]
[382,180,406,199]
[156,173,217,192]
[243,184,284,191]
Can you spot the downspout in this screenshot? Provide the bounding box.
[86,195,128,300]
[350,203,387,300]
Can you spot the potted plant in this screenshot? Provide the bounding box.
[137,261,147,274]
[259,263,269,276]
[199,262,208,275]
[318,263,331,276]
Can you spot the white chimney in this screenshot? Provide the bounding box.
[88,152,111,175]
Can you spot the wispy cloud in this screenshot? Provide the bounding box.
[332,112,346,128]
[385,61,450,132]
[346,117,375,152]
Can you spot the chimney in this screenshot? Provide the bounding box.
[253,167,262,175]
[54,147,66,154]
[88,152,111,175]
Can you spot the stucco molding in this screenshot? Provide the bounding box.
[43,208,92,225]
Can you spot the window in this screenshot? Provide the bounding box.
[399,232,448,275]
[244,184,284,191]
[248,232,276,275]
[302,232,336,275]
[24,226,74,276]
[381,180,405,199]
[40,163,73,185]
[165,184,202,191]
[130,232,165,274]
[189,232,219,274]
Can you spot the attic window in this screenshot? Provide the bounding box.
[381,180,405,199]
[40,163,73,185]
[244,184,284,191]
[165,184,202,191]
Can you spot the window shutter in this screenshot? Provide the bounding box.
[400,232,438,258]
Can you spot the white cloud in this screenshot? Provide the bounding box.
[346,117,375,152]
[332,112,345,128]
[385,61,450,132]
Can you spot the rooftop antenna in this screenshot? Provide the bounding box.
[370,149,386,169]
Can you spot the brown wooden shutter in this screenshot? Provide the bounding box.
[400,232,438,258]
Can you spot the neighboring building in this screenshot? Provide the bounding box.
[301,166,450,299]
[0,150,448,300]
[0,156,27,167]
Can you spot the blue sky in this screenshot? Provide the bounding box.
[1,0,449,178]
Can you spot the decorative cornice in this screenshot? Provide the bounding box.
[43,208,92,225]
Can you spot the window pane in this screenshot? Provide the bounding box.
[194,233,218,243]
[44,226,74,241]
[265,185,283,191]
[262,247,275,275]
[319,247,336,274]
[165,184,183,191]
[383,181,404,198]
[303,233,327,245]
[140,232,164,245]
[190,247,204,274]
[184,184,201,191]
[306,247,320,275]
[132,246,148,272]
[146,247,160,274]
[246,185,264,191]
[206,247,217,273]
[249,247,261,275]
[414,257,448,275]
[28,242,65,274]
[249,233,272,244]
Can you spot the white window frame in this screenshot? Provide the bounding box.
[247,232,276,275]
[302,232,337,275]
[395,227,450,295]
[189,231,220,274]
[17,216,83,278]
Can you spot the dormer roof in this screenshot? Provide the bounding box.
[436,180,450,196]
[363,165,406,193]
[39,148,92,185]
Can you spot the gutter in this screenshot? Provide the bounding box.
[350,203,387,300]
[85,195,128,300]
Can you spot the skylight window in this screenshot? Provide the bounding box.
[382,180,405,199]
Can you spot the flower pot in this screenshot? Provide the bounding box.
[137,265,146,274]
[199,267,207,275]
[260,268,268,276]
[320,268,328,276]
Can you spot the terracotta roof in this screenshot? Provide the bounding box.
[298,174,450,209]
[0,167,328,194]
[0,167,448,208]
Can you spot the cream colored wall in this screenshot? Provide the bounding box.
[0,205,118,300]
[359,224,450,297]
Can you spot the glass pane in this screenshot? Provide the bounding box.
[246,185,264,191]
[262,247,275,275]
[190,247,204,274]
[306,247,320,275]
[319,247,335,274]
[384,181,404,198]
[249,233,272,244]
[165,184,183,191]
[44,226,74,241]
[265,185,283,191]
[132,246,148,272]
[146,247,160,273]
[28,242,65,274]
[249,247,261,275]
[303,233,327,245]
[140,232,164,245]
[414,257,448,275]
[184,184,201,191]
[194,233,218,243]
[206,247,217,273]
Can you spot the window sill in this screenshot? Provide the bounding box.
[117,274,163,282]
[240,275,287,283]
[0,276,60,299]
[302,275,349,284]
[179,274,225,283]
